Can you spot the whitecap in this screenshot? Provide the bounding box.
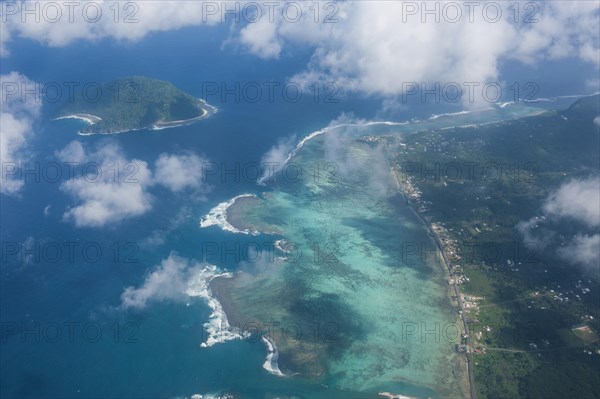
[257,120,413,185]
[428,110,472,120]
[261,336,285,377]
[185,266,248,347]
[199,194,259,235]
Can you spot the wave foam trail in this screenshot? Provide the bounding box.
[273,102,564,172]
[185,266,248,347]
[190,394,233,399]
[257,120,412,185]
[262,336,285,377]
[429,110,472,120]
[199,194,258,235]
[497,101,515,109]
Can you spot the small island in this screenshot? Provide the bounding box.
[56,76,216,134]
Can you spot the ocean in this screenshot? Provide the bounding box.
[0,24,590,399]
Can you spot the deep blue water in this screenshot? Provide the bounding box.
[1,23,597,399]
[0,26,384,399]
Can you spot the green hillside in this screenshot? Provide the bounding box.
[58,76,208,134]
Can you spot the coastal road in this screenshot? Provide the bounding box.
[393,170,476,399]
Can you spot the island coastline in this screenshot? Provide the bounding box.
[392,168,474,399]
[55,99,216,135]
[54,113,102,125]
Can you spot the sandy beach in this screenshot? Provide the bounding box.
[56,98,216,135]
[54,113,102,125]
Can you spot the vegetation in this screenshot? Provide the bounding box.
[58,76,206,133]
[390,96,600,398]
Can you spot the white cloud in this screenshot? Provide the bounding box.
[55,140,86,163]
[120,252,192,309]
[0,113,29,195]
[139,230,167,249]
[120,253,240,348]
[140,207,192,249]
[58,141,210,227]
[1,1,225,52]
[586,78,600,93]
[594,116,600,126]
[120,252,224,311]
[239,18,282,59]
[543,177,600,228]
[297,2,513,98]
[59,140,153,228]
[3,2,598,105]
[322,116,393,197]
[153,152,208,193]
[0,72,41,195]
[249,1,599,103]
[516,216,554,249]
[258,135,296,183]
[0,20,11,57]
[378,97,410,118]
[558,234,600,270]
[62,176,154,227]
[518,177,600,270]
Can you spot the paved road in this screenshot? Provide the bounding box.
[393,171,476,399]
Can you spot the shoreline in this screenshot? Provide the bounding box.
[152,99,217,130]
[199,194,261,235]
[54,113,102,125]
[209,277,286,378]
[200,193,283,236]
[378,392,421,399]
[392,169,475,399]
[185,265,248,348]
[261,336,285,377]
[266,105,556,183]
[56,98,216,135]
[194,108,565,395]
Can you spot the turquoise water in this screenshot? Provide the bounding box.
[0,23,586,399]
[210,125,467,398]
[203,106,561,397]
[1,28,355,398]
